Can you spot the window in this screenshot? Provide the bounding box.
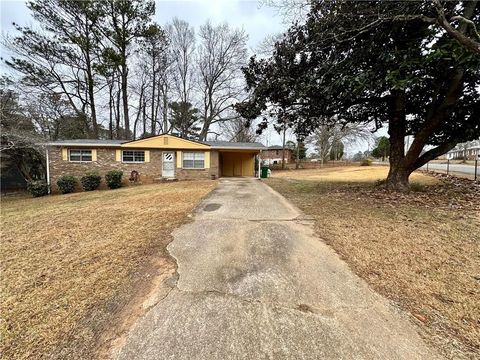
[183,152,204,169]
[122,150,145,162]
[69,149,92,162]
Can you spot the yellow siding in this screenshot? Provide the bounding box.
[62,148,68,161]
[115,150,121,161]
[221,152,255,177]
[144,150,150,162]
[176,151,182,168]
[91,149,97,161]
[122,134,209,149]
[204,151,210,169]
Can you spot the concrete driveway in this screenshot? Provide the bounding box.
[113,178,440,360]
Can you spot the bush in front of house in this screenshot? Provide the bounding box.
[56,175,77,194]
[105,170,123,189]
[81,172,101,191]
[26,180,49,197]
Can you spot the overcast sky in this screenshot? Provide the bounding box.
[0,0,375,154]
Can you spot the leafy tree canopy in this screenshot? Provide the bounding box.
[237,0,480,189]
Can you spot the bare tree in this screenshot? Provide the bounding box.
[220,117,258,142]
[167,18,196,106]
[308,123,373,165]
[196,21,248,141]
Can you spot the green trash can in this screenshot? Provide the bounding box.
[260,166,269,178]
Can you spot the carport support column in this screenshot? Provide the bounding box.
[258,153,261,179]
[45,147,51,194]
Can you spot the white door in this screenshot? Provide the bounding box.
[162,151,175,178]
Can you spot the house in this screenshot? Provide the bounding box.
[446,140,480,160]
[261,146,294,165]
[45,134,265,192]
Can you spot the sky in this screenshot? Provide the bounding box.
[0,0,375,155]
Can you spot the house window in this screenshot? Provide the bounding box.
[122,150,145,163]
[183,152,204,169]
[69,149,92,162]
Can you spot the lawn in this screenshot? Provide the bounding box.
[267,167,480,359]
[0,181,217,359]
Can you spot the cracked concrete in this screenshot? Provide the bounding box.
[113,178,441,360]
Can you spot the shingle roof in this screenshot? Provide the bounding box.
[44,139,125,146]
[44,138,266,150]
[267,145,291,150]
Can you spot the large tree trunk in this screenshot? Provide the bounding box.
[386,90,410,190]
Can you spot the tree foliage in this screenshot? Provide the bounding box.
[237,1,480,189]
[371,136,390,161]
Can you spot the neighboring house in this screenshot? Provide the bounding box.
[446,140,480,160]
[45,134,265,192]
[261,146,294,165]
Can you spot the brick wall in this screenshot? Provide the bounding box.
[176,151,219,180]
[48,147,219,192]
[261,149,293,164]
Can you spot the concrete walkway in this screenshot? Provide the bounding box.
[113,178,440,360]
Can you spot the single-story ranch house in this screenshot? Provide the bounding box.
[45,134,265,192]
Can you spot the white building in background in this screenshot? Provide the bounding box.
[446,140,480,160]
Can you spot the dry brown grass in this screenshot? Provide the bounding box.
[0,181,216,359]
[272,165,439,185]
[266,167,479,359]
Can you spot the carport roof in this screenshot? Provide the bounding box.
[201,141,266,150]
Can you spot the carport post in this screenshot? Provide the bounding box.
[258,154,261,178]
[45,147,51,194]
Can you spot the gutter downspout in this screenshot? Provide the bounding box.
[45,147,51,194]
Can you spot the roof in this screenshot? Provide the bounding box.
[44,135,266,150]
[201,141,266,150]
[266,145,292,151]
[44,139,125,147]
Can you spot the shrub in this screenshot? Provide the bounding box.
[26,181,49,197]
[105,170,123,189]
[81,172,101,191]
[360,158,372,166]
[56,175,77,194]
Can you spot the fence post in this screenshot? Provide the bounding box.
[447,159,450,175]
[475,159,478,181]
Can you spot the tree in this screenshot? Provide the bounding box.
[134,24,171,135]
[371,136,390,162]
[100,0,155,140]
[308,124,371,164]
[169,101,200,139]
[167,18,196,108]
[238,1,480,190]
[329,141,344,161]
[196,21,248,140]
[0,86,45,181]
[4,0,104,138]
[220,118,258,142]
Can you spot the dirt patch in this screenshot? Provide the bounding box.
[0,181,217,359]
[266,170,479,359]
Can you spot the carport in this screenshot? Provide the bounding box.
[201,141,265,178]
[219,151,257,177]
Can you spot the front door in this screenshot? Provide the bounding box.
[162,151,175,178]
